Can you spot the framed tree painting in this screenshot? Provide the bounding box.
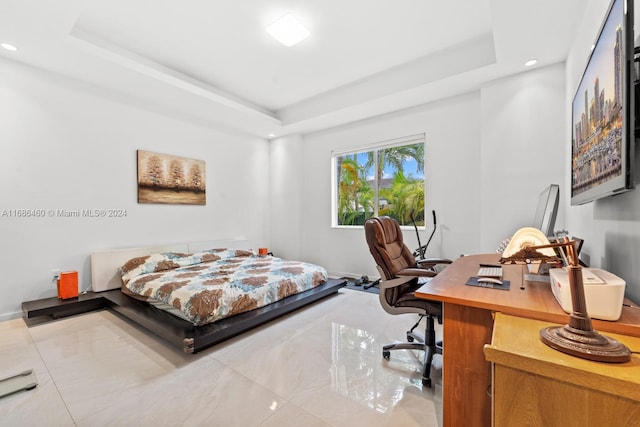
[137,150,206,205]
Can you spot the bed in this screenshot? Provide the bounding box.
[90,240,345,353]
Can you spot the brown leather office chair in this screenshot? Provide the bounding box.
[364,216,451,387]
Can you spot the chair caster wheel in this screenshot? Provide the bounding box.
[422,378,432,387]
[407,335,414,342]
[383,351,390,360]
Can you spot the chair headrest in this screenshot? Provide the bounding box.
[365,216,412,279]
[375,216,403,245]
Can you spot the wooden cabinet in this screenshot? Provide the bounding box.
[484,313,640,427]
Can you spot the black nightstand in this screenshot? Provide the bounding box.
[21,292,107,326]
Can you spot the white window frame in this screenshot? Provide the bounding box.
[331,133,426,228]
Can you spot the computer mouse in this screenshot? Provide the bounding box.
[477,277,503,285]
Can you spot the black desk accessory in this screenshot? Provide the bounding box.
[465,276,510,290]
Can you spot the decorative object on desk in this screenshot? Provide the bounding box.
[499,227,557,273]
[499,237,631,363]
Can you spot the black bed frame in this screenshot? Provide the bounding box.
[75,278,345,353]
[23,279,345,353]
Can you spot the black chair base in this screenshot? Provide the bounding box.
[382,315,442,387]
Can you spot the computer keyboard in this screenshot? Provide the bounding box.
[477,265,503,279]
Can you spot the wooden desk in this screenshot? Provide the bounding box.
[415,254,640,427]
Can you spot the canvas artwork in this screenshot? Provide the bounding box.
[137,150,206,205]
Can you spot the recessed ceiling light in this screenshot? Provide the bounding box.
[524,59,537,67]
[268,133,275,138]
[1,42,17,52]
[267,13,310,47]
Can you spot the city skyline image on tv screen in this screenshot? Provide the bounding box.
[571,0,624,199]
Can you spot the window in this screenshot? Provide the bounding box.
[332,134,426,227]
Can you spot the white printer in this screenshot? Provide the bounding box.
[548,268,626,321]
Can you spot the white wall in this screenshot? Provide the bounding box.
[0,58,270,320]
[276,93,483,279]
[564,0,640,303]
[270,64,567,281]
[480,64,566,249]
[269,134,303,260]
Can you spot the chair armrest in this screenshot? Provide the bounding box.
[397,268,437,278]
[378,275,415,290]
[416,257,452,267]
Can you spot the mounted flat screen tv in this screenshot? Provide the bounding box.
[571,0,636,205]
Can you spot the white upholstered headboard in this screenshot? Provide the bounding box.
[90,239,251,292]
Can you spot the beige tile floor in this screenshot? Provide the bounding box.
[0,288,442,426]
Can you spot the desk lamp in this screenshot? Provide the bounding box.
[500,237,631,363]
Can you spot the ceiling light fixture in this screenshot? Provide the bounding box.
[267,13,310,47]
[1,42,17,52]
[524,59,537,67]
